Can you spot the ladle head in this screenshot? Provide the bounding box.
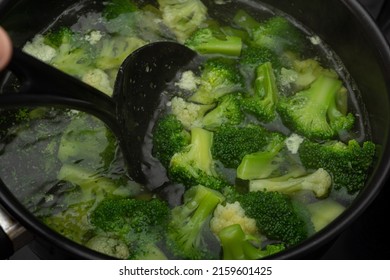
[113,42,198,187]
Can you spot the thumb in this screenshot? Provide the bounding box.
[0,26,13,71]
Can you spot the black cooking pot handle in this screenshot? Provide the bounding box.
[0,225,14,259]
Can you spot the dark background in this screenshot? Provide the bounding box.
[9,0,390,260]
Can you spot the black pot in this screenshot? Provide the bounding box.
[1,0,390,260]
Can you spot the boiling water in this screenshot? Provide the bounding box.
[0,0,372,259]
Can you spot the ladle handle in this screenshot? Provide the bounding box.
[1,48,121,136]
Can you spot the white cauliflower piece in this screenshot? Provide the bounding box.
[175,70,199,91]
[210,201,258,236]
[285,133,304,154]
[84,30,103,45]
[22,34,57,63]
[169,96,213,129]
[82,68,113,96]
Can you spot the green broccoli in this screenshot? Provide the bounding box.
[158,0,208,43]
[152,114,191,168]
[279,58,339,90]
[95,35,146,71]
[237,190,314,246]
[57,113,117,169]
[102,0,138,20]
[167,185,225,259]
[202,93,244,130]
[168,127,229,191]
[43,27,94,77]
[240,45,281,70]
[249,168,332,199]
[236,132,286,180]
[241,61,279,122]
[277,74,355,140]
[218,224,285,260]
[89,196,171,259]
[85,235,131,259]
[233,10,304,54]
[185,27,243,56]
[211,124,275,169]
[298,139,377,194]
[189,57,245,104]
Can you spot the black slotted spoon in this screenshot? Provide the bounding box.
[0,41,198,187]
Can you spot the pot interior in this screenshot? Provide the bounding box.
[1,0,390,259]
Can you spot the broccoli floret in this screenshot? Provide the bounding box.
[233,10,304,54]
[236,132,286,180]
[237,191,314,246]
[168,127,229,191]
[249,168,332,199]
[202,93,244,130]
[158,0,208,43]
[43,27,94,77]
[85,235,131,259]
[185,27,243,56]
[240,45,281,70]
[279,57,340,91]
[95,36,146,71]
[189,57,245,104]
[42,200,95,245]
[211,124,274,169]
[298,139,377,194]
[277,74,355,140]
[152,114,191,168]
[167,185,225,259]
[102,0,138,20]
[218,224,285,260]
[241,61,279,122]
[90,196,170,258]
[169,96,214,130]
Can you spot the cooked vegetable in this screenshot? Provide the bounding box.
[167,185,224,259]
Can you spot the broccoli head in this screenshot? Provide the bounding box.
[241,61,279,122]
[249,168,332,199]
[240,45,281,70]
[152,114,191,168]
[236,132,286,180]
[89,196,170,259]
[233,10,304,54]
[202,93,244,130]
[95,36,146,71]
[102,0,138,20]
[211,124,276,169]
[298,139,377,194]
[185,27,243,56]
[168,127,230,191]
[167,185,225,259]
[158,0,208,43]
[218,224,285,260]
[189,57,245,104]
[237,191,314,246]
[43,27,94,77]
[277,74,355,140]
